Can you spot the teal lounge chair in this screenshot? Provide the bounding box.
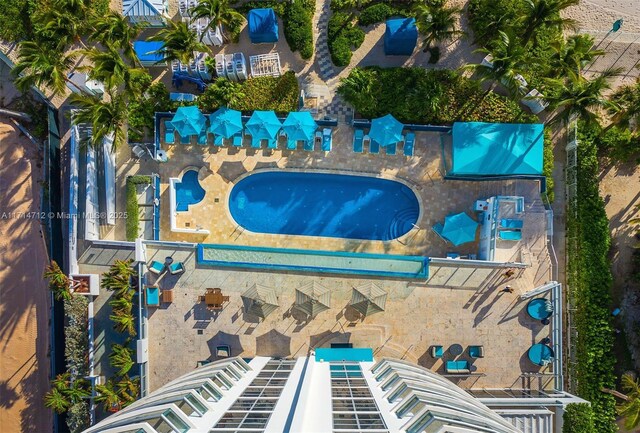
[501,219,524,229]
[251,137,262,149]
[214,135,224,146]
[386,142,396,155]
[370,139,380,154]
[469,345,484,358]
[169,262,185,275]
[232,133,243,147]
[353,129,364,153]
[404,132,415,156]
[431,345,443,358]
[432,223,448,243]
[146,287,160,307]
[322,128,332,151]
[148,260,165,275]
[445,360,470,374]
[180,133,191,145]
[197,130,207,145]
[499,230,522,241]
[267,138,277,149]
[165,121,175,144]
[287,139,297,150]
[304,138,314,151]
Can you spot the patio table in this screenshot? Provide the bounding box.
[449,344,463,356]
[205,288,224,309]
[528,343,554,366]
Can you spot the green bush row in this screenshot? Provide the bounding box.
[126,176,152,242]
[358,3,408,26]
[328,12,365,67]
[543,130,554,203]
[562,403,596,433]
[283,0,315,59]
[568,121,618,433]
[64,296,90,378]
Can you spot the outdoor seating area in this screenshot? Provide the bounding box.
[432,212,480,246]
[147,258,185,276]
[351,114,414,156]
[199,288,230,311]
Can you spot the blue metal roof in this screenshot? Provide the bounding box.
[123,0,163,17]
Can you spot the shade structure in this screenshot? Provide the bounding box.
[369,114,404,146]
[248,8,279,43]
[241,284,279,319]
[384,18,417,56]
[350,282,387,317]
[441,212,479,246]
[208,106,242,138]
[295,281,331,317]
[246,110,282,140]
[282,111,318,141]
[171,106,206,137]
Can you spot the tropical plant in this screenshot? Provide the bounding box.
[520,0,579,46]
[89,11,142,65]
[95,379,123,413]
[147,20,208,65]
[337,67,376,109]
[549,34,604,77]
[109,296,134,315]
[413,0,462,59]
[616,373,640,430]
[608,78,640,132]
[64,378,90,403]
[12,41,78,97]
[190,0,245,42]
[44,387,72,413]
[206,78,246,108]
[44,261,72,301]
[109,342,135,376]
[38,6,88,49]
[110,311,137,336]
[70,89,128,152]
[44,373,89,413]
[116,376,141,406]
[80,45,147,96]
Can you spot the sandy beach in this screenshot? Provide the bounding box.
[0,120,52,433]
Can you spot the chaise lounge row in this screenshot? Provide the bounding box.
[352,129,415,156]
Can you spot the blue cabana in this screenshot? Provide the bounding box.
[369,114,404,147]
[171,106,206,137]
[208,107,243,138]
[282,112,318,141]
[451,122,544,176]
[248,8,279,43]
[384,18,418,56]
[440,212,479,246]
[246,111,282,139]
[133,41,165,66]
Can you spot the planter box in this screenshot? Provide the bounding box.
[70,274,100,296]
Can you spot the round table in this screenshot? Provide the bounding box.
[449,344,463,356]
[528,343,554,366]
[527,298,552,320]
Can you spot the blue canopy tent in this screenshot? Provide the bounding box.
[282,112,318,141]
[171,106,207,137]
[384,18,418,56]
[440,212,479,246]
[369,114,404,146]
[450,122,544,176]
[246,111,282,139]
[248,8,279,43]
[208,107,243,138]
[133,40,165,66]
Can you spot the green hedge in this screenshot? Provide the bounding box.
[328,12,365,67]
[128,80,175,142]
[569,121,617,433]
[543,130,554,202]
[338,67,535,124]
[358,3,406,26]
[126,176,152,242]
[64,296,90,377]
[562,403,596,433]
[467,0,524,47]
[284,0,315,59]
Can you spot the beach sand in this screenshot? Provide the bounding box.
[0,120,52,433]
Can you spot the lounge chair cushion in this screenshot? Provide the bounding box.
[233,134,243,147]
[386,142,396,155]
[353,129,364,153]
[445,360,470,374]
[499,230,522,241]
[404,132,415,156]
[469,345,484,358]
[431,345,443,358]
[501,219,524,229]
[148,261,165,274]
[370,140,380,154]
[169,262,185,275]
[214,135,224,146]
[146,287,160,306]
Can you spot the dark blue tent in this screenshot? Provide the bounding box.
[248,8,279,43]
[384,18,417,56]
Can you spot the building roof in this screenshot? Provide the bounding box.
[451,122,544,176]
[123,0,164,17]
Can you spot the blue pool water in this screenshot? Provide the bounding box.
[229,172,420,240]
[175,170,205,211]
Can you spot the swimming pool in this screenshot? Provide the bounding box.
[228,171,420,240]
[175,170,205,211]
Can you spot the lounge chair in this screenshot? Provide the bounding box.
[370,139,380,154]
[179,133,191,145]
[431,345,444,358]
[197,359,211,367]
[469,345,484,358]
[404,132,415,156]
[267,138,277,149]
[216,345,231,358]
[287,139,297,150]
[353,129,364,153]
[386,142,396,155]
[322,128,332,151]
[197,130,207,145]
[232,133,243,147]
[251,137,262,149]
[148,261,165,275]
[499,230,522,241]
[146,287,160,307]
[214,135,224,146]
[305,137,315,151]
[314,131,322,149]
[165,121,175,144]
[445,360,470,374]
[168,262,185,275]
[432,223,448,243]
[501,218,524,229]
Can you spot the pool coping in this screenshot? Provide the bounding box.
[196,244,430,279]
[223,168,424,245]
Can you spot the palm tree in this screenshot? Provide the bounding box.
[618,373,640,430]
[44,387,72,413]
[549,34,605,77]
[413,0,462,59]
[12,41,77,97]
[79,45,147,96]
[101,273,132,298]
[89,11,142,66]
[110,311,137,336]
[465,31,530,98]
[96,380,123,413]
[38,8,88,49]
[545,68,619,125]
[109,296,133,315]
[190,0,245,42]
[520,0,579,45]
[206,78,246,108]
[64,378,90,403]
[70,89,128,152]
[608,79,640,132]
[337,67,375,108]
[109,342,135,376]
[116,376,140,406]
[44,261,72,301]
[147,20,208,65]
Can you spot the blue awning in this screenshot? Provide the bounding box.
[369,114,404,146]
[440,212,479,246]
[248,8,279,43]
[384,18,417,56]
[208,107,243,138]
[451,122,544,176]
[282,111,317,141]
[171,106,207,137]
[246,110,281,139]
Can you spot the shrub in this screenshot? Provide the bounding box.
[0,0,33,41]
[563,403,596,433]
[128,81,174,142]
[358,3,401,26]
[237,0,286,16]
[543,130,554,202]
[67,401,91,433]
[64,296,90,378]
[596,126,640,164]
[125,176,152,241]
[467,0,524,47]
[283,0,314,59]
[328,12,365,67]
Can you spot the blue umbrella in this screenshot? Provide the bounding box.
[282,111,318,141]
[441,212,479,246]
[171,106,206,136]
[246,111,281,140]
[369,114,404,146]
[208,107,243,138]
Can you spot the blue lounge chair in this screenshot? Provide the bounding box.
[370,139,380,154]
[287,139,297,150]
[148,261,165,274]
[165,121,175,144]
[304,138,314,151]
[251,137,262,149]
[499,230,522,241]
[445,360,470,374]
[501,218,524,229]
[404,132,415,156]
[197,130,207,145]
[353,129,364,153]
[232,133,243,147]
[146,287,160,307]
[432,223,447,242]
[431,345,443,358]
[322,128,332,151]
[169,262,185,275]
[267,138,277,149]
[469,345,484,358]
[180,133,191,145]
[386,142,396,155]
[214,135,224,146]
